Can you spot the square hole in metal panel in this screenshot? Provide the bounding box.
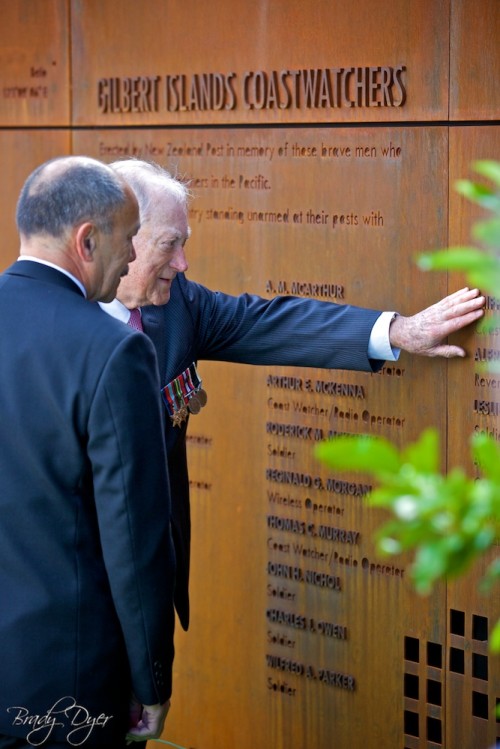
[472,653,488,681]
[404,673,419,699]
[472,614,488,642]
[450,647,465,674]
[404,710,419,737]
[450,608,465,636]
[427,678,442,706]
[427,641,442,668]
[427,716,442,744]
[405,636,420,663]
[472,691,489,720]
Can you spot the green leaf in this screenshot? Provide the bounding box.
[472,218,500,248]
[471,433,500,482]
[455,179,492,200]
[466,269,500,294]
[478,315,500,334]
[314,435,400,474]
[455,180,500,212]
[417,247,496,273]
[411,544,447,594]
[479,361,500,373]
[472,527,496,552]
[479,558,500,594]
[378,537,402,556]
[473,160,500,187]
[401,428,439,473]
[490,619,500,653]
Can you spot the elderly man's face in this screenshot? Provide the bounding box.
[117,188,189,307]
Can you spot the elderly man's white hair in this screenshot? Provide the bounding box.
[110,159,190,219]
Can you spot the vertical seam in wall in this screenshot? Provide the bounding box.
[447,0,452,123]
[445,0,452,471]
[68,0,74,152]
[444,2,452,742]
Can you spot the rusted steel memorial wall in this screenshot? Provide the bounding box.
[0,1,498,747]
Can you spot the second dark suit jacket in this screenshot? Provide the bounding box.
[0,261,175,746]
[142,273,383,631]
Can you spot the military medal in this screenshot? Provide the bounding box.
[183,367,202,413]
[189,364,208,408]
[161,381,187,427]
[173,379,189,426]
[171,408,185,428]
[187,394,201,414]
[161,362,208,426]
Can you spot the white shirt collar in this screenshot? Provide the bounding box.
[98,297,131,324]
[18,256,87,298]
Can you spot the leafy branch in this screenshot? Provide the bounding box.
[315,429,500,650]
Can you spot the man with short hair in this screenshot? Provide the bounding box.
[0,156,175,748]
[105,158,484,633]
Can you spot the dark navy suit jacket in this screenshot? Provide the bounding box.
[142,273,382,631]
[0,261,175,746]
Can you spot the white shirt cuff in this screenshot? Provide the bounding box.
[367,312,401,361]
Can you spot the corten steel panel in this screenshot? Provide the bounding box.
[445,126,500,749]
[450,0,500,121]
[0,130,71,271]
[71,0,449,127]
[447,126,500,476]
[0,0,70,126]
[75,127,453,749]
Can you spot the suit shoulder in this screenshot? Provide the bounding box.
[65,299,155,361]
[173,274,219,312]
[74,300,130,338]
[164,274,202,321]
[173,273,195,302]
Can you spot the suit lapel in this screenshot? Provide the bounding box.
[142,306,166,381]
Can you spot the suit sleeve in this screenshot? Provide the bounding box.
[87,332,175,705]
[180,277,383,372]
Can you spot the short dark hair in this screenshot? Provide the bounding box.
[16,157,128,238]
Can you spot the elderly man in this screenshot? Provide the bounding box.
[0,157,175,749]
[103,158,484,634]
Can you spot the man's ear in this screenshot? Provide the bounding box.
[75,223,96,262]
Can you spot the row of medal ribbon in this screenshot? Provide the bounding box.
[161,362,207,427]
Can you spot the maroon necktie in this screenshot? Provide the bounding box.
[127,308,143,332]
